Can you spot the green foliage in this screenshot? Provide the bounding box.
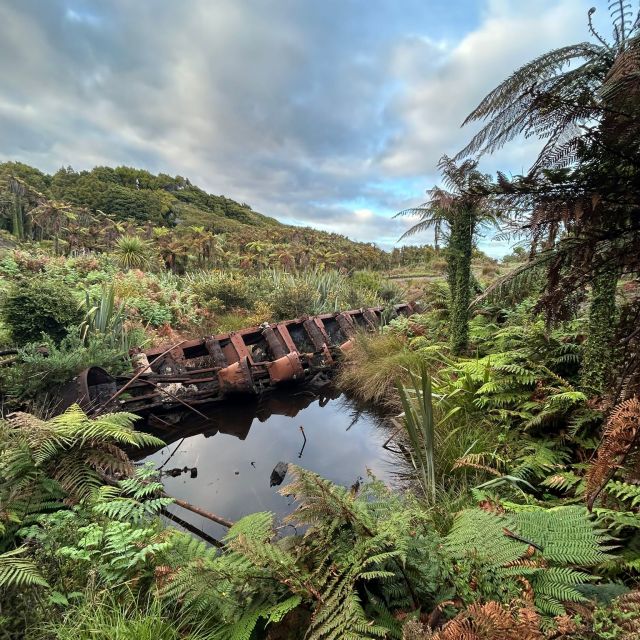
[56,519,171,584]
[186,270,253,311]
[161,467,447,640]
[0,405,163,541]
[34,589,203,640]
[131,296,174,327]
[79,283,140,352]
[112,235,155,270]
[0,328,130,402]
[449,208,474,354]
[603,480,640,510]
[263,273,318,319]
[0,546,48,588]
[1,276,82,345]
[338,331,424,406]
[591,591,640,640]
[92,464,174,523]
[396,362,437,504]
[0,161,391,274]
[445,506,614,615]
[581,267,620,393]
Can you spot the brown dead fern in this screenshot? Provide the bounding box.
[586,397,640,509]
[431,602,543,640]
[402,601,584,640]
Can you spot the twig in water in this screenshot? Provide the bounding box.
[298,425,307,458]
[161,508,223,548]
[157,438,186,471]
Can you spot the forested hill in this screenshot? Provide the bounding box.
[0,161,389,270]
[0,161,280,232]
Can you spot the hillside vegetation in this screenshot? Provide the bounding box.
[2,5,640,640]
[0,161,388,272]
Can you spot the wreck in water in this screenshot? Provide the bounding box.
[62,303,417,419]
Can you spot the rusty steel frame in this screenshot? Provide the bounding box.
[67,303,417,417]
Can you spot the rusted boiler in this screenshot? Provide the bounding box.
[67,303,416,416]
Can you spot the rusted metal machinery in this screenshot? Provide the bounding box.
[65,302,417,416]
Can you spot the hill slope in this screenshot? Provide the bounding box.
[0,161,280,232]
[0,161,388,270]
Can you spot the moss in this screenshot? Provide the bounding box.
[449,209,474,355]
[580,266,620,393]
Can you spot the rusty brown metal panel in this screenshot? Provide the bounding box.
[275,323,298,354]
[362,308,379,329]
[222,341,239,364]
[303,318,327,351]
[205,337,227,368]
[335,313,356,337]
[339,339,354,353]
[217,357,255,395]
[266,353,305,384]
[312,317,332,343]
[262,325,287,359]
[229,333,251,361]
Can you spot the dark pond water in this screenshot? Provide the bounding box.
[137,388,398,540]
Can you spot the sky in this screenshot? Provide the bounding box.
[0,0,611,256]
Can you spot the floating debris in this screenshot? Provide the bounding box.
[270,461,289,487]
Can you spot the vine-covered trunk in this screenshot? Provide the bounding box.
[580,266,620,393]
[446,244,457,309]
[12,193,24,240]
[449,209,474,355]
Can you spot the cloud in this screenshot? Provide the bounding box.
[380,0,589,176]
[0,0,604,256]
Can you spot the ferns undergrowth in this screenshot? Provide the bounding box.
[1,292,639,639]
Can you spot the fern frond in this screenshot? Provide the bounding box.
[0,547,48,588]
[586,397,640,508]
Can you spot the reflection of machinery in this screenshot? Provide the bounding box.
[61,303,416,418]
[129,380,341,460]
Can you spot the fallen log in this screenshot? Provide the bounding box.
[173,497,234,529]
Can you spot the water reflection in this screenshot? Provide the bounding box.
[137,388,396,540]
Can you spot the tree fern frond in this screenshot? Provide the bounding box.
[0,547,48,588]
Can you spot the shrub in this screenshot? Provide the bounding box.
[350,269,383,293]
[337,331,423,406]
[1,278,82,345]
[266,279,317,319]
[112,236,154,271]
[0,329,130,403]
[130,298,174,327]
[187,271,253,311]
[377,281,401,303]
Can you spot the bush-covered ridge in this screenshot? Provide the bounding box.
[0,161,396,272]
[0,161,279,229]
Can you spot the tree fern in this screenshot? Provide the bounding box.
[0,405,165,541]
[445,505,615,615]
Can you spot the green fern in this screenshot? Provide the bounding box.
[603,481,640,509]
[0,547,48,588]
[0,406,165,542]
[445,505,615,615]
[161,467,444,639]
[92,463,174,522]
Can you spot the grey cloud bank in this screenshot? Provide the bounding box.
[0,0,600,255]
